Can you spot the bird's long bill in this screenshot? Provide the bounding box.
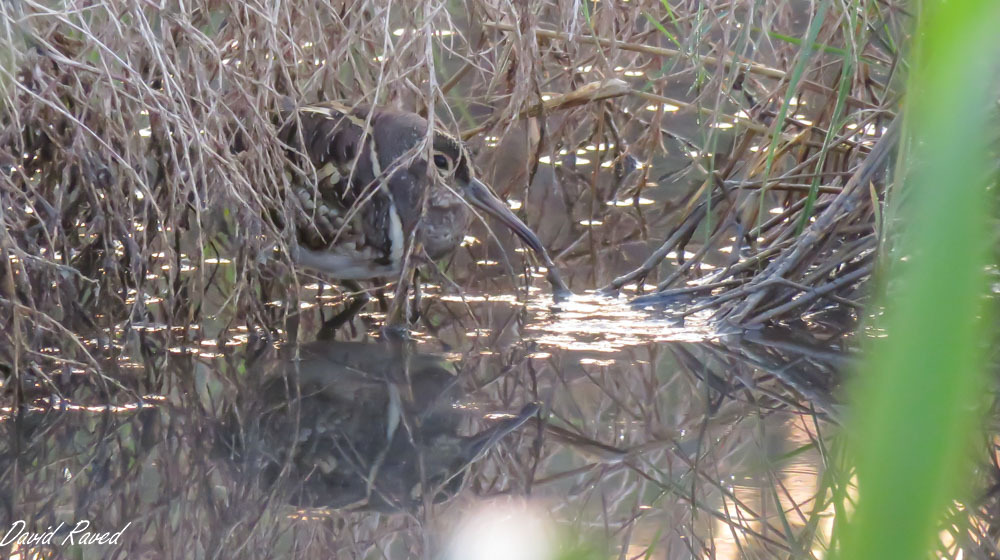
[463,178,547,256]
[463,179,571,297]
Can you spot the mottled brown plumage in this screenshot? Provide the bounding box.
[278,101,568,295]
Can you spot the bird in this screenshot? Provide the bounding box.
[224,339,538,512]
[275,100,570,310]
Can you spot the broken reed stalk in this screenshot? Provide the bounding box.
[484,22,880,111]
[460,78,630,140]
[721,117,899,324]
[607,115,897,326]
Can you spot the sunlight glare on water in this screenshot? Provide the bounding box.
[526,292,715,353]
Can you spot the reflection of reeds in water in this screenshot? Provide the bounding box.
[494,324,845,559]
[0,337,539,557]
[222,339,538,513]
[1,0,997,558]
[0,291,993,558]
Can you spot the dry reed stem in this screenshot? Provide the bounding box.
[2,0,966,557]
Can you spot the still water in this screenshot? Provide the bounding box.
[0,38,852,558]
[1,268,847,558]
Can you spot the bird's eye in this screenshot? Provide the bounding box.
[433,153,451,171]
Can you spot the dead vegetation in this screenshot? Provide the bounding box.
[1,0,905,355]
[0,0,954,557]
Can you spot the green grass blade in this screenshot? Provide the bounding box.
[839,0,1000,557]
[755,0,830,230]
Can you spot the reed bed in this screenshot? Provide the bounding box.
[1,0,997,558]
[1,0,907,351]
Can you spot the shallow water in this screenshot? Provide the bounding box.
[0,21,855,556]
[0,108,854,558]
[1,270,850,559]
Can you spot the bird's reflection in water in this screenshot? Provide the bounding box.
[224,338,537,513]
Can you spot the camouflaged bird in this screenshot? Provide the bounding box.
[278,100,569,293]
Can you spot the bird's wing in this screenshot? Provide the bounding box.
[281,103,402,269]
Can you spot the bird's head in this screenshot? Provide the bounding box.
[423,129,552,259]
[365,108,549,259]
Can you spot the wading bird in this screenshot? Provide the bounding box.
[277,101,568,328]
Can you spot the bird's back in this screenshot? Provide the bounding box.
[278,102,471,277]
